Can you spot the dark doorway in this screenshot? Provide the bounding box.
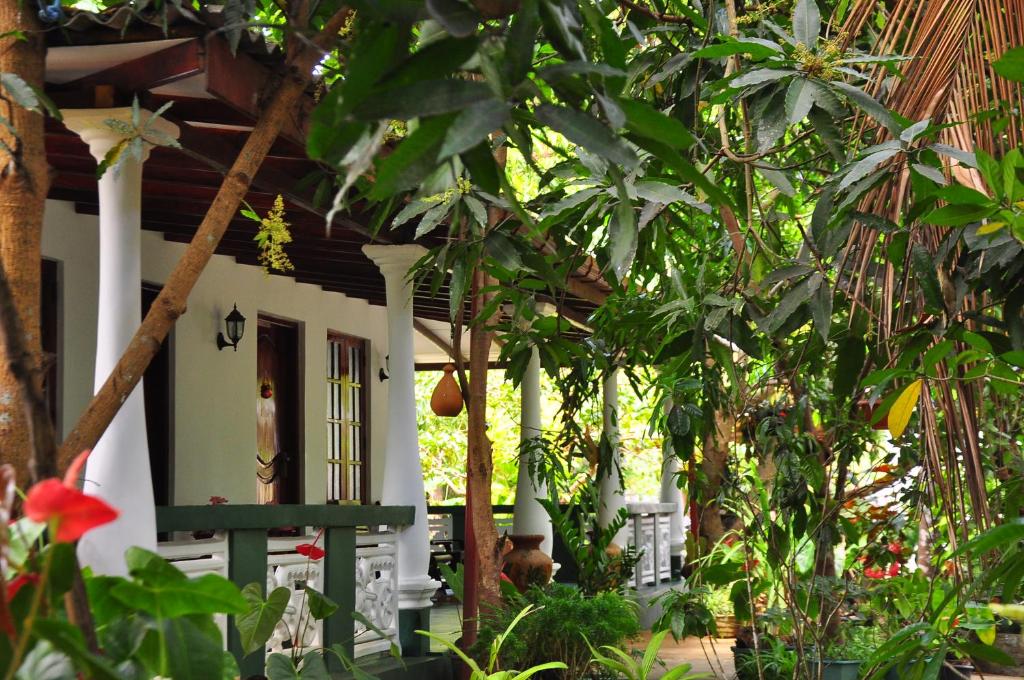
[40,259,59,431]
[256,316,302,505]
[142,284,173,506]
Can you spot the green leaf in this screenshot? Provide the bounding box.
[534,104,638,169]
[617,98,696,149]
[485,231,524,270]
[353,80,493,121]
[0,72,39,111]
[693,37,783,60]
[792,0,821,46]
[731,68,793,88]
[96,139,129,180]
[837,147,901,192]
[923,203,996,226]
[15,640,75,680]
[304,585,339,620]
[808,276,832,341]
[297,651,330,680]
[911,244,945,312]
[608,198,637,277]
[764,277,816,333]
[462,140,501,195]
[425,0,480,37]
[993,47,1024,83]
[162,616,227,680]
[236,583,291,656]
[266,653,300,680]
[833,337,867,399]
[438,98,510,160]
[504,0,538,84]
[785,78,815,124]
[952,519,1024,558]
[369,114,455,199]
[831,81,899,134]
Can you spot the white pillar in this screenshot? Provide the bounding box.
[598,370,627,546]
[362,244,439,611]
[63,108,179,576]
[511,341,552,554]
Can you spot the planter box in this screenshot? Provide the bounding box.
[809,659,862,680]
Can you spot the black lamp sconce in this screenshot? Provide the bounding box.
[216,304,246,351]
[379,354,390,382]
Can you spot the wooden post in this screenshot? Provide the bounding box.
[227,528,269,677]
[323,526,356,670]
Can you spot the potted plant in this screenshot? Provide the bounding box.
[809,624,881,680]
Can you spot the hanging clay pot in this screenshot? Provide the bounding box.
[502,534,553,592]
[430,364,464,417]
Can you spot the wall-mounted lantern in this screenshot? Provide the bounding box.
[216,304,246,351]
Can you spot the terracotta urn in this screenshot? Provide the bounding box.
[430,364,464,417]
[502,534,553,592]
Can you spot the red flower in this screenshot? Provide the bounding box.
[864,566,885,579]
[296,543,325,561]
[23,450,118,543]
[741,558,759,573]
[887,562,900,577]
[6,574,38,601]
[209,496,229,505]
[888,541,903,556]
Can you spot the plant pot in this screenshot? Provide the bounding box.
[809,659,862,680]
[502,534,553,592]
[976,631,1024,675]
[714,614,737,639]
[883,659,975,680]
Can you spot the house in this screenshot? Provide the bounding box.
[36,7,684,672]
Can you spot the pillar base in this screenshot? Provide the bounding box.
[398,606,433,657]
[398,575,441,610]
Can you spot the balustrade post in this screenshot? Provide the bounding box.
[323,526,357,670]
[228,528,269,677]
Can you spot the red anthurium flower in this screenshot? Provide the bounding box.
[6,573,39,601]
[296,543,325,561]
[23,450,119,543]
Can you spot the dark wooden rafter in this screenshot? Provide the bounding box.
[42,24,601,328]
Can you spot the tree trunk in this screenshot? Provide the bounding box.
[0,0,49,484]
[466,266,502,608]
[699,410,734,545]
[56,8,350,469]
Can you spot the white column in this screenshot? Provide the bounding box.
[511,341,553,554]
[598,370,627,546]
[362,244,439,610]
[63,108,179,576]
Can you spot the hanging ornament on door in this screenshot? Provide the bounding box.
[430,364,463,417]
[260,382,274,399]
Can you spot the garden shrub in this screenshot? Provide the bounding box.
[474,583,640,679]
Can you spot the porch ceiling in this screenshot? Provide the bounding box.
[42,11,604,337]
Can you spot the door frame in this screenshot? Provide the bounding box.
[256,313,304,504]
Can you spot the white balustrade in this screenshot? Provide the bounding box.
[157,527,401,659]
[625,502,676,588]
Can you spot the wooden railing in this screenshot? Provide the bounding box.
[156,504,414,677]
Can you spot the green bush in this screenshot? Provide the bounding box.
[474,583,640,679]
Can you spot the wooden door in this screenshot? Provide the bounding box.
[142,284,172,506]
[256,316,301,504]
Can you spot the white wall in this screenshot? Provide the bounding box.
[42,199,391,506]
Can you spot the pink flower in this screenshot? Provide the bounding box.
[887,562,900,577]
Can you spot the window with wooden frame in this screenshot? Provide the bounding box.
[326,332,368,503]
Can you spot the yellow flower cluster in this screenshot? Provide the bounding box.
[793,37,844,80]
[256,195,294,274]
[736,0,787,26]
[423,177,475,205]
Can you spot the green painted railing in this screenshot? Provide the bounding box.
[156,504,415,677]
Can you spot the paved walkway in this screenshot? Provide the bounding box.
[430,605,1022,679]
